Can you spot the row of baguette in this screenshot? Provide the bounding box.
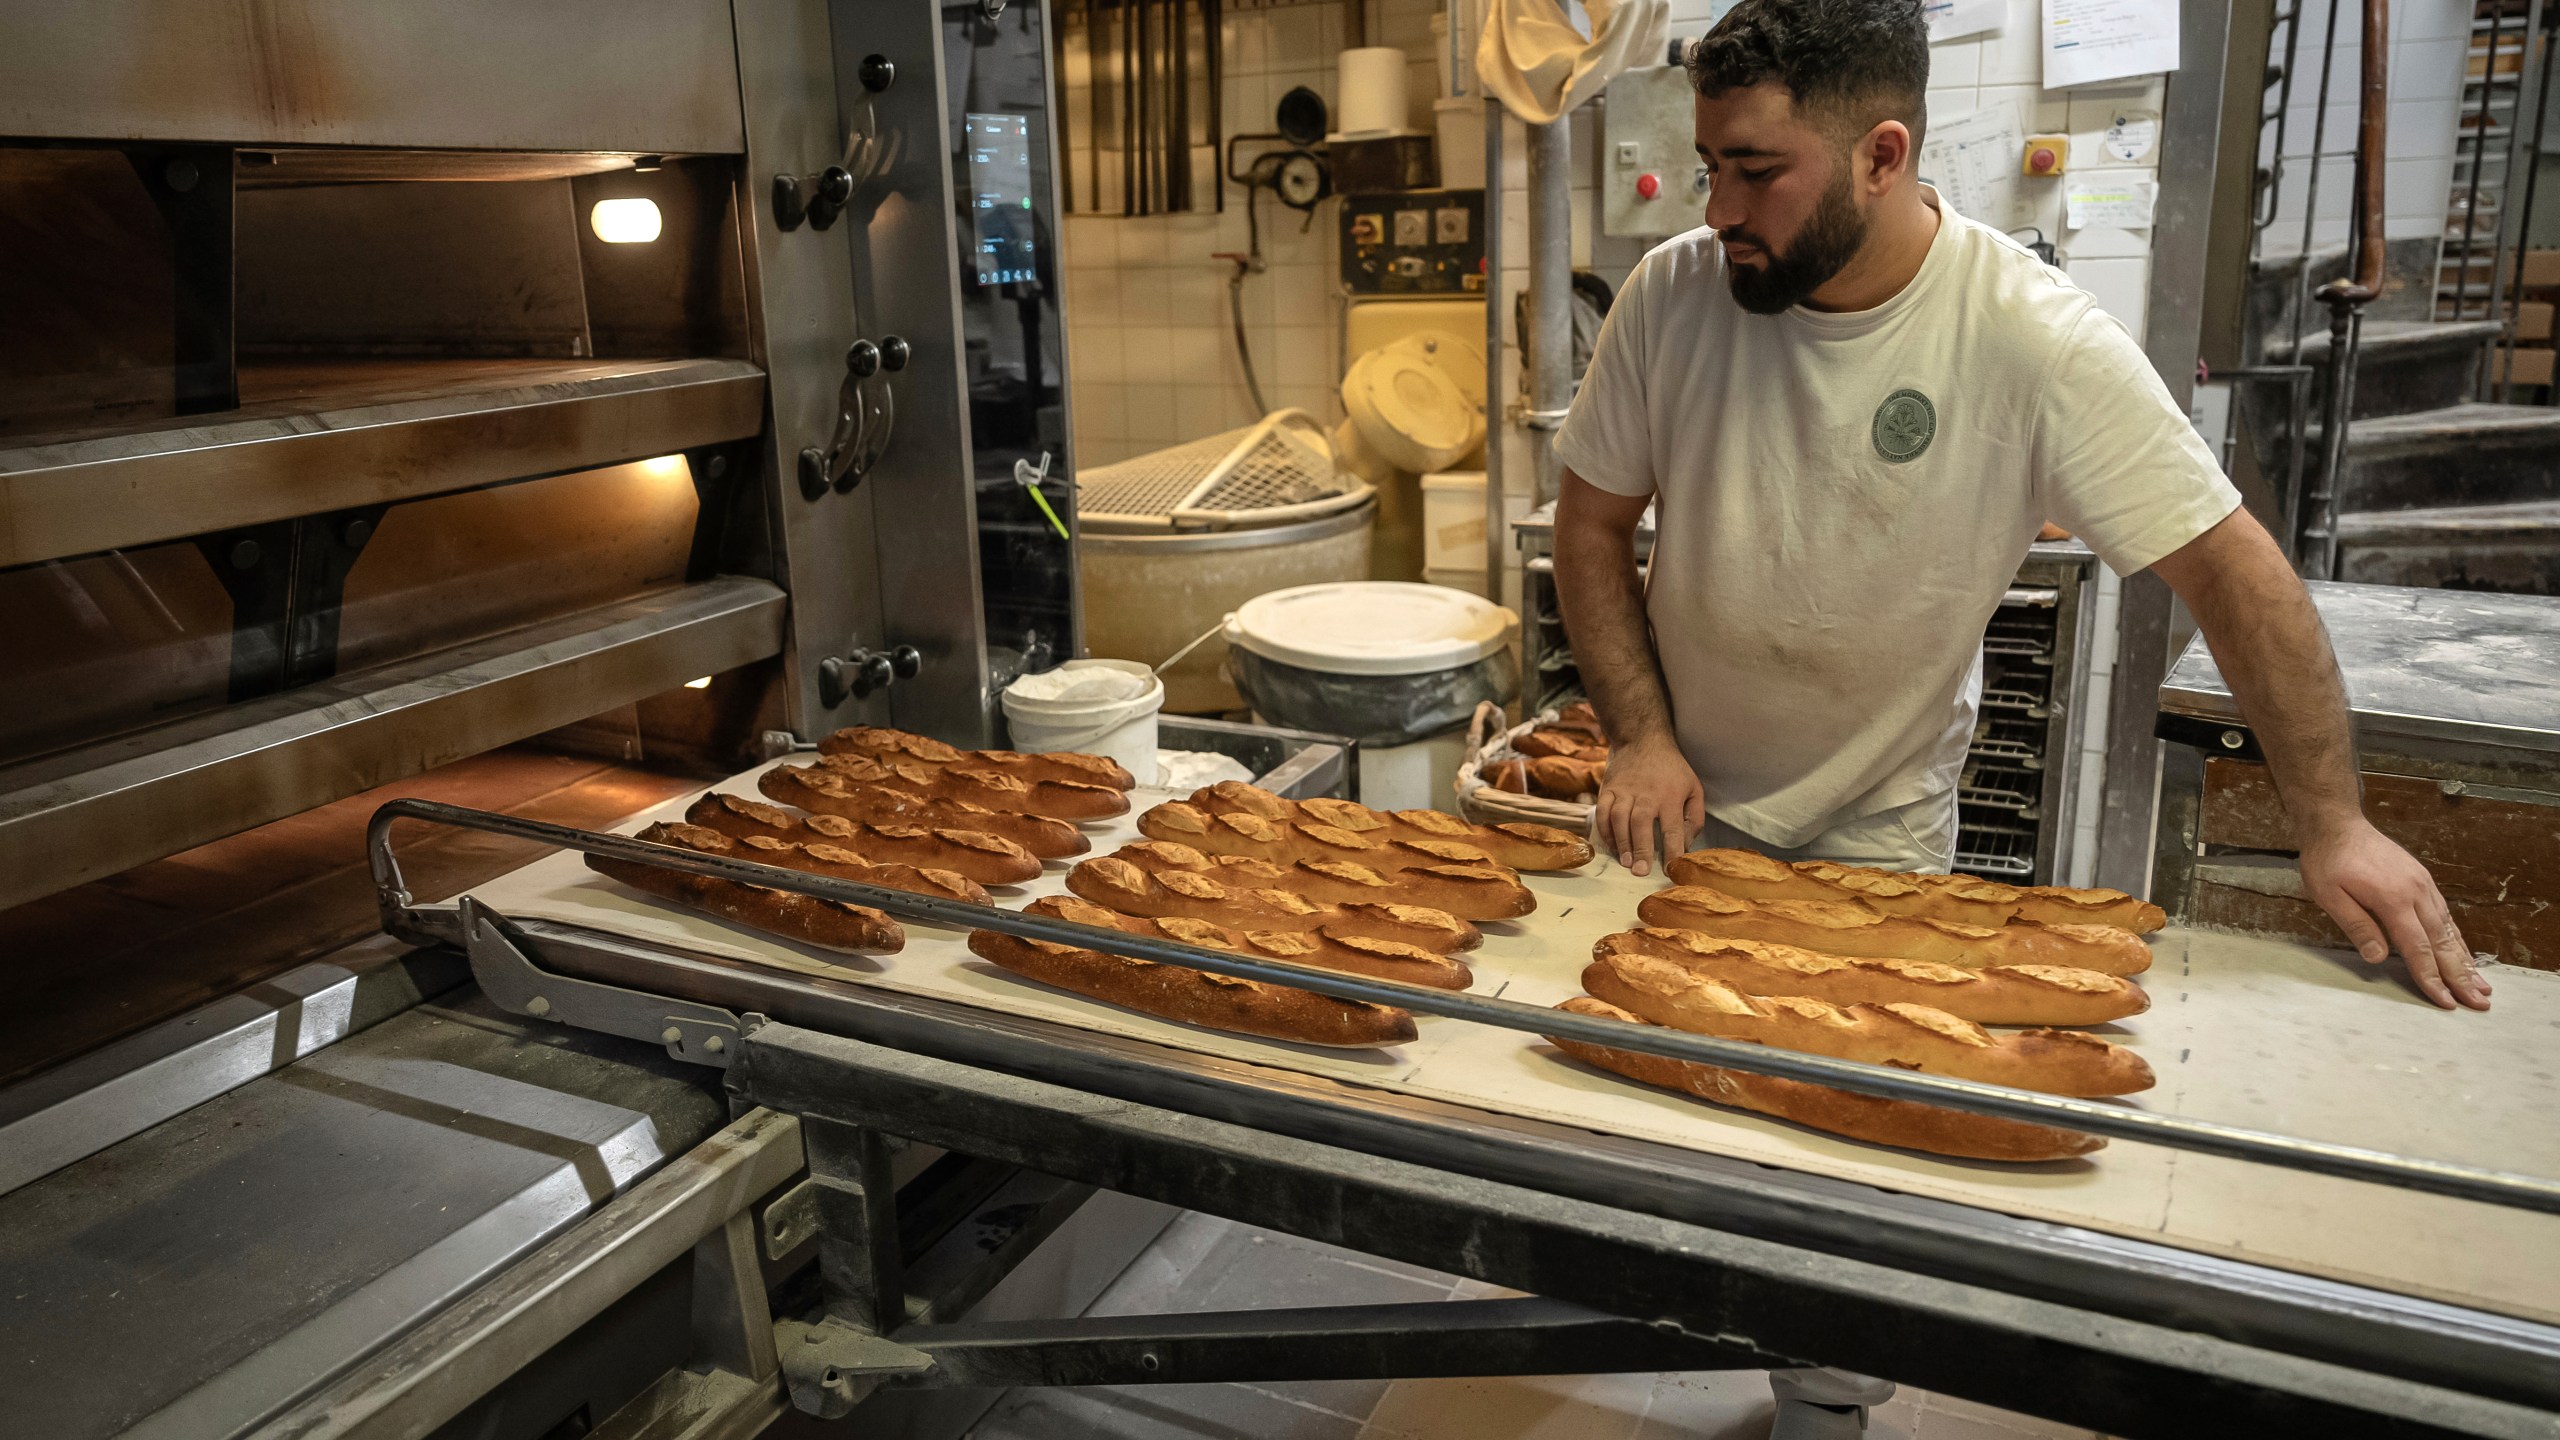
[577,732,2163,1165]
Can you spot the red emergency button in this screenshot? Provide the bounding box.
[2027,145,2060,174]
[1635,172,1661,200]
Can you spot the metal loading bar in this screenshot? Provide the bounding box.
[369,798,2560,1217]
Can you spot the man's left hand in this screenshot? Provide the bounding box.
[2297,820,2492,1011]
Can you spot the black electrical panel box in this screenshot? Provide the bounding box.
[1339,189,1486,296]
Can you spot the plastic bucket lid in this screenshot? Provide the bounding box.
[1225,581,1516,676]
[1341,331,1483,474]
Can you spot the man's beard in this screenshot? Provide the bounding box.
[1722,172,1869,315]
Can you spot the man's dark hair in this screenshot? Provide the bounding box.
[1686,0,1930,149]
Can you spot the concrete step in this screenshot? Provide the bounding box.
[2261,319,2502,421]
[2318,402,2560,514]
[2334,498,2560,593]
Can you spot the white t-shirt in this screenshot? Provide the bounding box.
[1553,197,2241,848]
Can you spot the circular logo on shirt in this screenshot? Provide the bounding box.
[1871,389,1937,463]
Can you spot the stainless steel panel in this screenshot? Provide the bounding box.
[2160,580,2560,757]
[2098,0,2235,894]
[0,0,744,154]
[0,577,786,910]
[0,990,731,1440]
[0,539,236,763]
[0,358,765,569]
[731,0,895,739]
[0,938,461,1199]
[832,0,998,742]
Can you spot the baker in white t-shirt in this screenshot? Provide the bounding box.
[1554,2,2487,1433]
[1552,9,2487,1009]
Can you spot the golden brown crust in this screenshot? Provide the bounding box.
[1636,886,2153,976]
[585,854,903,954]
[1524,755,1607,799]
[1581,951,2152,1097]
[685,791,1044,884]
[1595,930,2148,1026]
[1063,857,1480,952]
[1547,998,2103,1163]
[1666,848,2164,934]
[758,764,1090,858]
[636,823,990,905]
[1023,895,1474,990]
[1185,783,1595,871]
[1103,841,1534,921]
[967,930,1415,1048]
[819,725,1138,791]
[814,753,1129,820]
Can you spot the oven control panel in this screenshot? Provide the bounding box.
[1339,189,1485,296]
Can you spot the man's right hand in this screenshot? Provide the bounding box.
[1594,735,1706,877]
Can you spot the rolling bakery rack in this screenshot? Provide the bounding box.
[362,794,2560,1439]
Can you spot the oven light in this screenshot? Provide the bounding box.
[591,197,662,243]
[685,676,714,689]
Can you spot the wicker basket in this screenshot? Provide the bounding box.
[1452,700,1596,833]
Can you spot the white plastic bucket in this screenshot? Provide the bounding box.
[1434,97,1485,189]
[1000,659,1166,786]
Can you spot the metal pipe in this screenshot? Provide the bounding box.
[1484,100,1507,602]
[2302,0,2392,579]
[1525,117,1573,505]
[2486,0,2551,400]
[370,798,2560,1219]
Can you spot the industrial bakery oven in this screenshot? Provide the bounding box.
[0,1,1119,1435]
[1511,507,2100,884]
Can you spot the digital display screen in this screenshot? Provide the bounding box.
[965,112,1038,286]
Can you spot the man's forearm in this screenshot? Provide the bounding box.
[2171,535,2365,840]
[1552,521,1678,748]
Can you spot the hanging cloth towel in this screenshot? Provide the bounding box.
[1474,0,1672,125]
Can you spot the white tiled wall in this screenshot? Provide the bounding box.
[2258,0,2472,254]
[1060,0,1449,468]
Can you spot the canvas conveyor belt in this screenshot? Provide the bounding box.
[372,764,2560,1438]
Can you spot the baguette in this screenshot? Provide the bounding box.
[1515,730,1604,761]
[1668,848,2166,934]
[968,930,1415,1048]
[685,792,1044,885]
[1107,840,1535,921]
[1187,782,1595,871]
[1595,929,2148,1026]
[1637,886,2152,976]
[819,725,1137,791]
[1024,895,1474,990]
[759,764,1089,858]
[1583,951,2153,1097]
[1526,755,1606,799]
[1063,856,1481,952]
[1547,997,2103,1163]
[1484,758,1532,794]
[815,753,1129,821]
[2001,884,2170,933]
[1137,804,1512,874]
[1547,701,1609,742]
[585,854,903,954]
[635,822,988,905]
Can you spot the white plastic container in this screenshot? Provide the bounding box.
[1222,581,1520,814]
[1000,659,1166,786]
[1434,97,1485,189]
[1335,48,1411,137]
[1419,470,1489,571]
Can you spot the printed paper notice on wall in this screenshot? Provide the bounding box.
[1919,103,2026,226]
[2064,170,2159,229]
[1925,0,2005,42]
[2043,0,2178,87]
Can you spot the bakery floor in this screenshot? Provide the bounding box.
[962,1212,2113,1440]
